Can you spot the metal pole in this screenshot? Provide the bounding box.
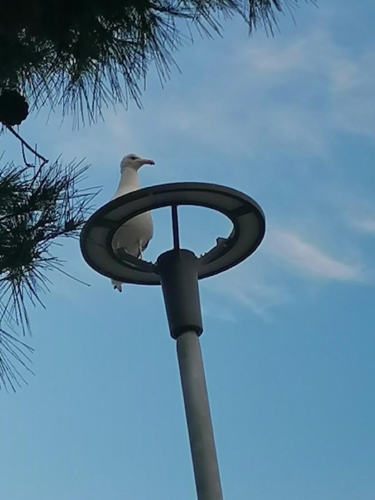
[176,330,224,500]
[157,249,223,499]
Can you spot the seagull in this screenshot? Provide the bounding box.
[110,153,155,292]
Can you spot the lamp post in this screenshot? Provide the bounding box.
[80,182,266,500]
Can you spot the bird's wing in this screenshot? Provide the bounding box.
[142,239,151,252]
[112,224,142,257]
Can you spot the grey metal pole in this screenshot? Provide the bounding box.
[157,249,223,500]
[177,330,224,500]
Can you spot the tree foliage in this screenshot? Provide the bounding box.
[0,133,99,390]
[0,0,315,125]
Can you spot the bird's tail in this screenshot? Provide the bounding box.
[111,279,123,292]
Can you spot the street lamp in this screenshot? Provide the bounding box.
[80,182,266,500]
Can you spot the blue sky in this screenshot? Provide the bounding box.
[2,0,375,498]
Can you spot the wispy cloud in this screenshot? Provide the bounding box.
[239,28,360,94]
[324,190,375,236]
[26,25,375,180]
[346,208,375,235]
[201,303,237,323]
[352,217,375,234]
[268,229,363,281]
[205,261,291,317]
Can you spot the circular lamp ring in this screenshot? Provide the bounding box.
[80,182,266,285]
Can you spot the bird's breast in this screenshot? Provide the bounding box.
[132,211,153,236]
[122,210,153,243]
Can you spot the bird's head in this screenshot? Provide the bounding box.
[120,154,155,173]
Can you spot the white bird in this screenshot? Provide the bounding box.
[110,153,155,292]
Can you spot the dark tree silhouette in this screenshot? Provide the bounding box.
[0,0,315,125]
[0,131,98,390]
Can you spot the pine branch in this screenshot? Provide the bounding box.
[0,0,316,125]
[0,328,34,392]
[0,157,100,335]
[5,125,48,165]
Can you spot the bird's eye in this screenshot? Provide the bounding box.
[129,155,137,160]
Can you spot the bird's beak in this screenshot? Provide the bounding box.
[142,159,155,165]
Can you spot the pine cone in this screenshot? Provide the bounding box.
[0,89,29,126]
